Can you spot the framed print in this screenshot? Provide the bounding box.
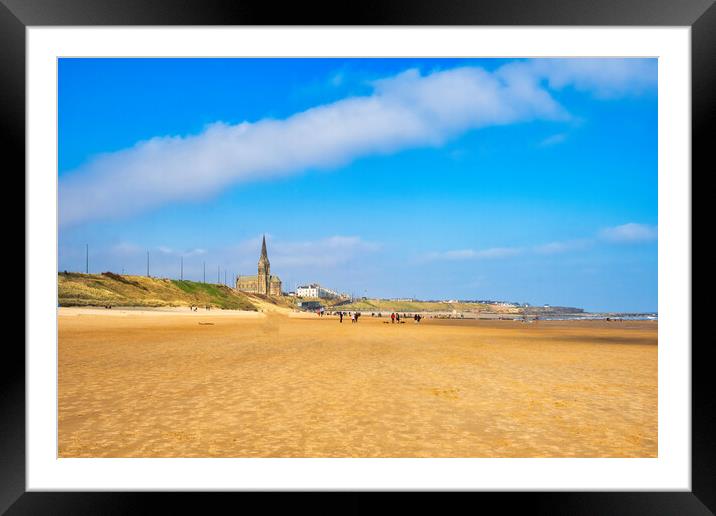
[6,0,711,513]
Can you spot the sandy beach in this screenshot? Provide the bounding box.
[58,308,657,458]
[57,306,267,318]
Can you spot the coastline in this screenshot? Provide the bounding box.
[57,305,658,321]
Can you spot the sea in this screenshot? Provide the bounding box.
[535,313,658,321]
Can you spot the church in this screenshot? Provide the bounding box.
[235,236,282,296]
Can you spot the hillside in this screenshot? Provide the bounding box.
[58,272,258,310]
[243,292,297,311]
[314,298,520,314]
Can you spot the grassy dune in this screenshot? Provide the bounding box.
[58,272,257,310]
[246,292,297,310]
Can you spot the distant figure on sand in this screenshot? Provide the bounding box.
[391,312,395,324]
[351,313,356,323]
[396,313,401,323]
[339,311,343,323]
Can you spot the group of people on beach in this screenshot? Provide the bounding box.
[335,311,361,323]
[389,312,422,324]
[320,309,422,325]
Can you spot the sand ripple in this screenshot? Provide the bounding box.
[58,314,657,457]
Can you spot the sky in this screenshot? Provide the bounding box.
[58,58,658,312]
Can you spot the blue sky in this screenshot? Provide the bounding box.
[58,58,657,312]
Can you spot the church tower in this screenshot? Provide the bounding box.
[257,235,270,295]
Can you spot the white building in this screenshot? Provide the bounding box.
[296,283,340,299]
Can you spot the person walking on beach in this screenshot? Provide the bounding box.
[396,313,401,323]
[339,311,343,323]
[351,313,356,323]
[391,312,395,324]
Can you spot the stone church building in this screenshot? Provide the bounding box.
[235,236,282,296]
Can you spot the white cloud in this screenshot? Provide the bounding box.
[533,238,592,254]
[539,133,568,147]
[60,59,655,226]
[151,246,208,256]
[424,222,656,262]
[111,242,142,255]
[424,246,523,262]
[271,235,380,268]
[224,234,380,270]
[75,235,380,280]
[599,223,658,243]
[503,58,657,99]
[59,65,568,226]
[108,244,208,259]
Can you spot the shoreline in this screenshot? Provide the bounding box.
[57,306,658,324]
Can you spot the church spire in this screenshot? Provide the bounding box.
[260,234,268,259]
[257,234,270,295]
[258,235,270,270]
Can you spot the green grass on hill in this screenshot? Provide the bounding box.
[58,272,257,310]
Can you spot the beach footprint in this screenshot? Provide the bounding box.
[430,387,460,400]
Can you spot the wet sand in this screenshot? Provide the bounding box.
[58,310,657,457]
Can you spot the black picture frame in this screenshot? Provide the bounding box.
[5,0,709,513]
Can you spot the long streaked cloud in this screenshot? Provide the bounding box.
[531,58,658,99]
[231,235,381,269]
[599,223,657,243]
[59,59,656,226]
[69,235,381,282]
[533,238,592,255]
[110,242,207,257]
[423,247,524,262]
[424,222,656,262]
